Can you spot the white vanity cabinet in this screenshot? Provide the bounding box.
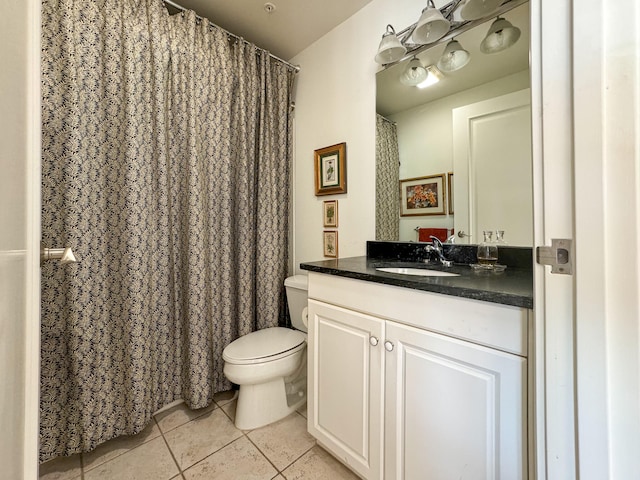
[306,272,529,480]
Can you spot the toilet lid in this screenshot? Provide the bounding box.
[223,327,306,364]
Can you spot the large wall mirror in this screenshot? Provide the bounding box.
[375,1,532,246]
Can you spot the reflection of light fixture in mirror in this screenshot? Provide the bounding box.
[375,24,407,64]
[412,1,450,45]
[399,58,428,86]
[480,17,521,54]
[437,40,471,73]
[460,0,504,21]
[417,66,443,89]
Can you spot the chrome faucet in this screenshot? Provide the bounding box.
[426,236,453,267]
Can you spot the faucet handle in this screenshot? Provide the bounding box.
[429,236,444,250]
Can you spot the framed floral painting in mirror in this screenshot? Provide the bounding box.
[400,174,446,216]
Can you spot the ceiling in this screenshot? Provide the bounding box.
[377,1,530,117]
[165,0,374,61]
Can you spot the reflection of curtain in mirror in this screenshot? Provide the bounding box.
[376,115,400,240]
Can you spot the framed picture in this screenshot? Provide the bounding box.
[315,142,347,196]
[400,174,446,216]
[447,172,454,214]
[323,200,338,227]
[323,231,338,258]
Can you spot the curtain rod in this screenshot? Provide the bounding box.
[377,113,396,125]
[162,0,300,73]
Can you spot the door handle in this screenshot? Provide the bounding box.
[41,243,78,266]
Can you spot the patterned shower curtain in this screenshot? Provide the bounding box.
[375,114,400,240]
[40,0,295,462]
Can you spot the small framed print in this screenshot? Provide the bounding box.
[314,142,347,196]
[447,172,454,214]
[323,200,338,227]
[323,231,338,258]
[400,174,446,216]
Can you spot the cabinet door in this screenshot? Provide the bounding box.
[307,299,385,480]
[385,322,527,480]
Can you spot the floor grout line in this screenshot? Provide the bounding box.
[279,441,317,475]
[155,402,219,436]
[155,416,185,480]
[244,433,283,475]
[79,452,85,480]
[179,434,249,477]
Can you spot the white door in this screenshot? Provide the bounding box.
[571,1,640,479]
[452,89,533,246]
[307,299,384,480]
[0,0,41,478]
[384,322,527,480]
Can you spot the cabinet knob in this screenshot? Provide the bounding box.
[369,336,379,346]
[384,341,394,352]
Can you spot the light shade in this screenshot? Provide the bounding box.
[400,58,428,86]
[480,17,521,54]
[437,40,471,73]
[417,66,443,89]
[460,0,504,21]
[412,6,450,45]
[375,25,407,64]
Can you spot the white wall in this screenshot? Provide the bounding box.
[290,0,427,273]
[391,70,530,241]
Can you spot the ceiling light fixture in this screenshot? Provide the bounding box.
[374,0,525,67]
[400,58,428,86]
[437,39,471,73]
[411,1,450,45]
[480,17,521,54]
[375,25,407,65]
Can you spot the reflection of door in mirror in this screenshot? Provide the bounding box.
[453,89,532,246]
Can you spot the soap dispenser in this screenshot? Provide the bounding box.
[477,230,498,266]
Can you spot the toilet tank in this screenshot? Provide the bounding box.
[284,275,308,332]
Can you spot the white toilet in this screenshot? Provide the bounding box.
[222,274,308,430]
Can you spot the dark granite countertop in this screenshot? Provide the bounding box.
[300,256,533,309]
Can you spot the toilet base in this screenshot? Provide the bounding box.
[234,376,307,430]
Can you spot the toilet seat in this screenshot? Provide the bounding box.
[223,327,306,365]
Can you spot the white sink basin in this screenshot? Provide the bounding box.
[376,267,460,277]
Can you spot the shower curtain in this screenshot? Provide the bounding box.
[375,114,400,240]
[40,0,295,462]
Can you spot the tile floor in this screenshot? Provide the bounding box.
[38,391,359,480]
